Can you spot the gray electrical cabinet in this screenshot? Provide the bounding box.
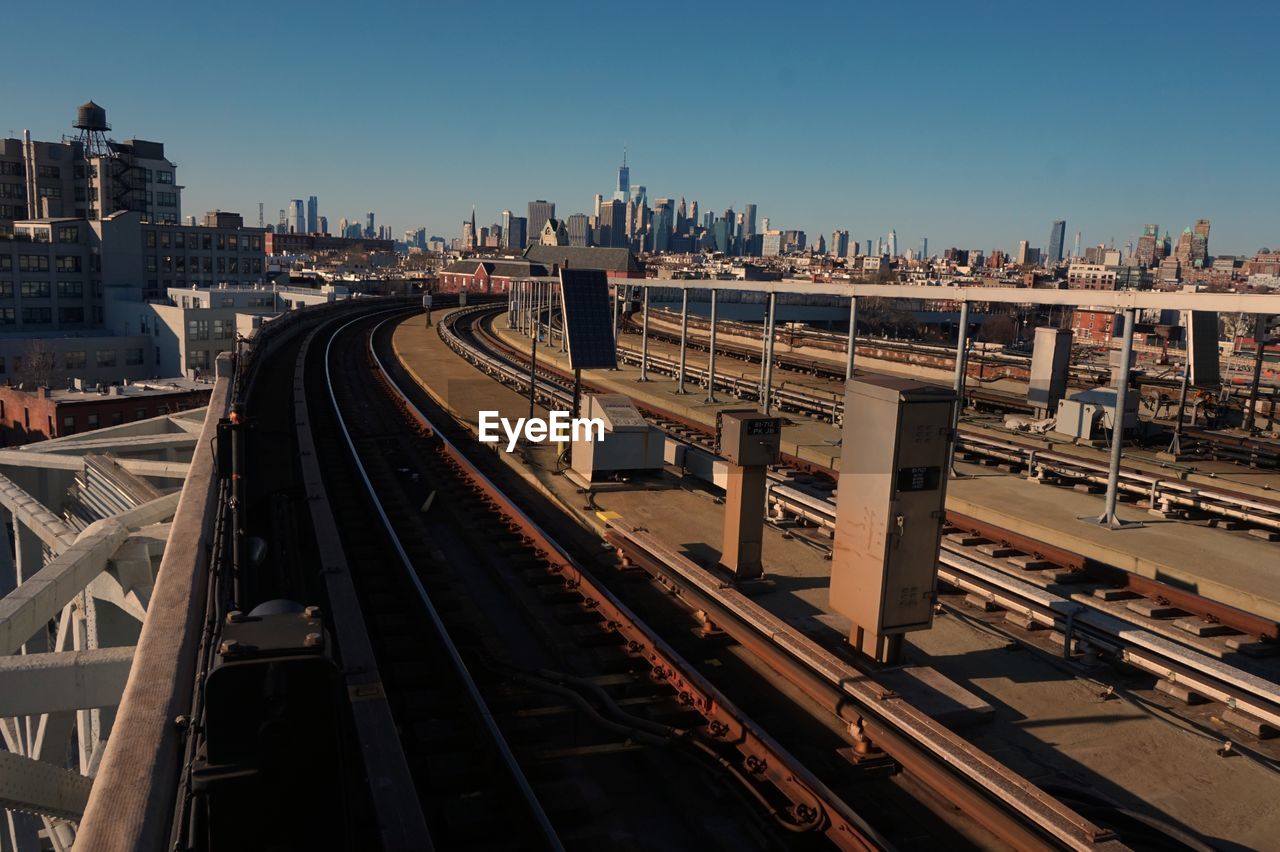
[1187,311,1221,388]
[829,376,955,662]
[569,394,664,482]
[1028,326,1072,417]
[717,410,782,579]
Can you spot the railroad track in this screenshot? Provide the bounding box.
[312,309,907,850]
[443,305,1280,747]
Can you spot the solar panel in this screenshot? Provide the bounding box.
[559,269,618,370]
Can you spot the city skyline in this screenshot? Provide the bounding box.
[4,1,1278,254]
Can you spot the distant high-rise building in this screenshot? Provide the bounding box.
[500,210,512,247]
[527,200,554,247]
[1047,219,1066,264]
[919,237,928,260]
[338,216,349,236]
[1016,240,1031,265]
[506,216,527,250]
[288,200,305,235]
[592,194,603,220]
[597,199,626,248]
[863,239,873,256]
[566,213,591,247]
[306,196,318,234]
[365,212,375,238]
[815,233,826,255]
[831,230,849,258]
[1073,231,1082,258]
[743,203,758,240]
[318,215,328,235]
[886,229,897,257]
[1136,223,1158,267]
[651,199,673,252]
[689,201,699,227]
[614,150,630,202]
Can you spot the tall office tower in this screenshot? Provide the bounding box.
[527,200,554,246]
[613,149,630,202]
[675,198,687,232]
[1047,219,1066,264]
[863,239,873,256]
[874,237,883,256]
[598,199,626,248]
[506,216,527,250]
[703,211,714,230]
[567,213,591,247]
[887,229,898,257]
[689,201,699,227]
[815,233,827,255]
[592,194,603,220]
[318,215,328,235]
[288,199,305,235]
[1136,224,1158,267]
[761,216,769,233]
[462,219,476,249]
[919,237,928,260]
[1073,231,1082,258]
[624,200,637,240]
[1016,240,1030,265]
[723,208,736,244]
[306,196,318,234]
[830,230,849,258]
[743,203,758,240]
[500,209,512,247]
[630,184,646,210]
[652,199,674,252]
[339,216,349,236]
[366,212,375,238]
[278,209,288,231]
[1191,218,1210,267]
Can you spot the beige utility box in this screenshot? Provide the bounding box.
[717,410,782,579]
[570,394,664,482]
[717,410,782,466]
[829,376,955,661]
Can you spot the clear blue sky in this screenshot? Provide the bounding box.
[4,0,1277,256]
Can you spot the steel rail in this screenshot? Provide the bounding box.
[325,312,566,852]
[376,310,889,851]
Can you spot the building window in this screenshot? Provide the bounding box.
[175,232,185,249]
[157,171,174,184]
[56,225,78,244]
[55,255,80,273]
[157,192,177,208]
[87,414,99,429]
[21,307,52,324]
[58,307,84,323]
[0,183,25,199]
[213,317,233,339]
[136,408,148,421]
[186,349,210,370]
[0,256,9,271]
[146,231,156,248]
[159,231,170,248]
[20,281,50,298]
[201,234,212,251]
[62,415,75,435]
[187,319,210,340]
[0,163,20,176]
[18,256,49,272]
[96,350,117,368]
[0,309,14,325]
[125,347,143,366]
[64,351,86,369]
[37,165,60,179]
[0,282,11,298]
[228,234,238,250]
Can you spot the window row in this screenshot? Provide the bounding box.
[145,231,261,251]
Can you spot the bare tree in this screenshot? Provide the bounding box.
[16,339,55,388]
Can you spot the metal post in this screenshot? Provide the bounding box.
[559,284,567,352]
[761,292,776,415]
[1247,314,1267,435]
[1095,307,1138,528]
[706,289,719,402]
[845,296,858,382]
[1168,365,1190,455]
[612,283,621,369]
[229,403,245,610]
[639,287,650,381]
[528,322,538,424]
[507,284,514,328]
[948,301,971,478]
[676,288,689,393]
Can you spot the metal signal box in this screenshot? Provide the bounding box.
[717,410,783,579]
[829,376,955,662]
[718,410,782,467]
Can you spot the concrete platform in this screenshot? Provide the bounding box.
[489,312,1280,624]
[394,312,1280,848]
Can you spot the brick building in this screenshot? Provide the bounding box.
[0,378,211,446]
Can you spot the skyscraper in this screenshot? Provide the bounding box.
[887,229,898,257]
[288,199,305,235]
[566,213,591,247]
[597,199,626,248]
[1047,220,1066,264]
[500,210,512,247]
[743,203,758,240]
[919,237,928,260]
[506,217,527,250]
[306,196,318,234]
[831,230,849,258]
[527,200,554,247]
[1136,224,1159,267]
[366,212,375,238]
[614,150,630,202]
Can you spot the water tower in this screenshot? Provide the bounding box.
[74,101,112,157]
